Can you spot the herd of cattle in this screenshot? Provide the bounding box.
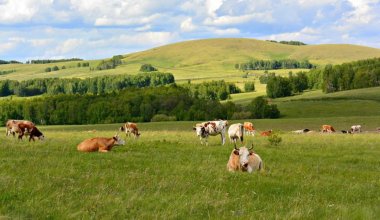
[5,119,379,173]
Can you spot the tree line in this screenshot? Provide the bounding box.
[265,72,309,98]
[181,80,241,101]
[0,85,280,125]
[266,40,307,46]
[0,60,22,65]
[0,72,174,97]
[235,59,314,70]
[27,58,83,64]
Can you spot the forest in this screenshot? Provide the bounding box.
[0,72,174,97]
[182,80,241,101]
[0,85,279,125]
[236,59,314,70]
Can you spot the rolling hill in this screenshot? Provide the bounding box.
[1,38,380,81]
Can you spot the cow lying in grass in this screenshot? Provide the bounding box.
[227,144,263,173]
[77,134,125,152]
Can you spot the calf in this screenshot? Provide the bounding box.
[228,123,244,144]
[260,130,272,136]
[227,144,263,173]
[77,134,125,152]
[120,122,140,138]
[27,126,44,142]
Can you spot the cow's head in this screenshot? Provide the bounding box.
[193,126,207,137]
[113,134,125,145]
[31,127,44,140]
[234,144,254,171]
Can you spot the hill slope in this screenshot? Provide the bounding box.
[1,38,380,81]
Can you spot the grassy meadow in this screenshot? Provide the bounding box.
[1,119,380,219]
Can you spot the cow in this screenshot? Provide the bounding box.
[291,128,310,134]
[119,122,140,138]
[350,125,362,133]
[193,120,228,145]
[260,130,272,136]
[228,123,244,144]
[322,125,335,133]
[6,119,34,137]
[243,122,256,136]
[227,144,263,173]
[341,130,352,134]
[77,134,125,152]
[27,126,45,142]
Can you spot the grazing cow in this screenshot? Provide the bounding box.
[77,134,125,152]
[193,120,228,145]
[6,119,34,137]
[292,129,310,134]
[322,125,335,133]
[228,123,244,144]
[120,122,140,138]
[28,126,45,142]
[350,125,362,133]
[260,130,272,136]
[227,144,263,173]
[243,122,256,136]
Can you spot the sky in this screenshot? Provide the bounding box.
[1,0,380,62]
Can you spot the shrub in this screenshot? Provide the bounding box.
[244,81,255,92]
[151,114,176,122]
[268,134,282,146]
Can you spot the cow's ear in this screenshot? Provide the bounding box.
[233,150,239,155]
[192,127,196,131]
[249,151,254,155]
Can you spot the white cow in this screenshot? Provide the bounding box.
[227,144,263,173]
[228,123,244,144]
[350,125,361,133]
[193,120,228,145]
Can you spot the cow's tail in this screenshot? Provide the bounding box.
[239,124,244,142]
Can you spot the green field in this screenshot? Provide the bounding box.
[1,38,380,81]
[1,119,379,219]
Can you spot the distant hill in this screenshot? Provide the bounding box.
[1,38,380,81]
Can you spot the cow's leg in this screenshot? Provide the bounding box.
[29,136,35,142]
[99,149,109,153]
[221,133,225,145]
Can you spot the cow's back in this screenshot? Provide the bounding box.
[77,138,103,152]
[248,153,263,172]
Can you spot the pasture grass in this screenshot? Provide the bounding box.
[1,119,379,219]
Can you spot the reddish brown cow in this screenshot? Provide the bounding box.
[260,130,273,136]
[322,125,335,133]
[120,122,140,138]
[77,134,125,152]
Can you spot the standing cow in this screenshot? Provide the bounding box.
[227,144,263,173]
[6,119,34,137]
[243,122,256,136]
[350,125,362,133]
[120,122,140,138]
[77,134,125,152]
[193,120,228,145]
[228,123,244,144]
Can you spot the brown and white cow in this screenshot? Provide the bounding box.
[77,134,125,152]
[193,120,228,145]
[227,144,263,173]
[6,119,34,137]
[228,123,244,144]
[322,125,335,133]
[120,122,140,138]
[260,130,272,136]
[243,122,256,136]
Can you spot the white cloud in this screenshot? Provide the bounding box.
[180,17,197,32]
[212,28,240,35]
[53,38,84,54]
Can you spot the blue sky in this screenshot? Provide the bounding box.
[1,0,379,62]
